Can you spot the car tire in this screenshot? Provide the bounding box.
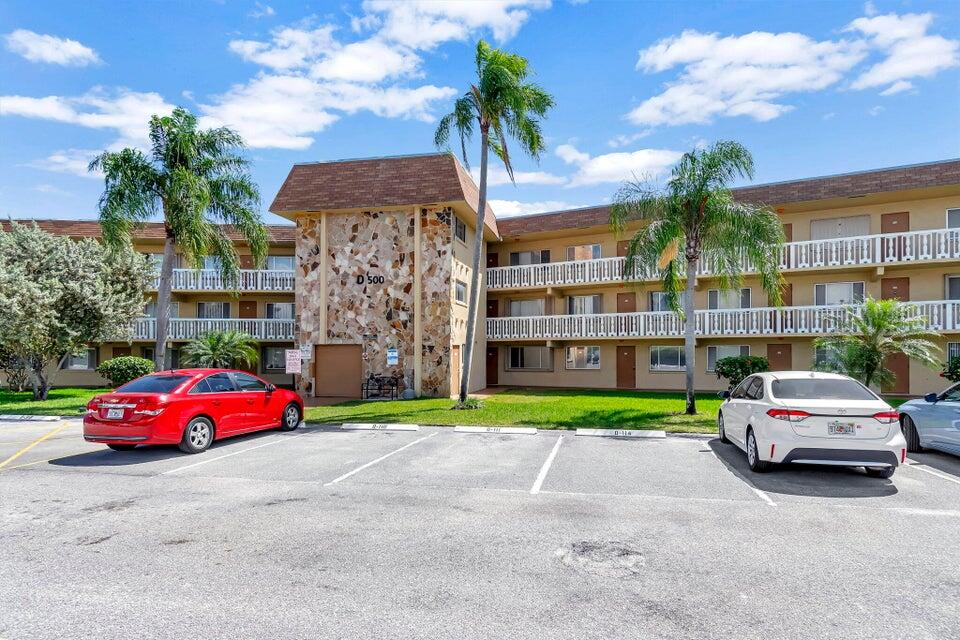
[902,416,923,453]
[279,403,301,432]
[718,411,730,444]
[179,417,214,454]
[107,444,136,452]
[746,428,772,473]
[865,466,896,479]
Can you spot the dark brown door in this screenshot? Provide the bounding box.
[314,345,362,398]
[450,345,461,396]
[486,347,499,386]
[239,254,254,269]
[486,299,499,318]
[617,293,637,313]
[881,212,909,234]
[486,252,499,268]
[883,353,910,394]
[112,346,131,358]
[617,240,630,257]
[767,344,792,371]
[616,346,635,389]
[239,301,258,318]
[780,283,793,306]
[782,223,793,243]
[881,277,910,301]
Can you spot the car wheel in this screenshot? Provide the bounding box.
[746,429,772,473]
[718,411,730,444]
[279,403,301,432]
[865,466,896,479]
[179,417,214,454]
[107,444,136,452]
[902,416,923,453]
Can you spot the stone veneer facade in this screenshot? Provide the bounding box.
[295,207,455,398]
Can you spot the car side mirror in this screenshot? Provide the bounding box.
[924,392,939,403]
[719,390,731,399]
[266,384,276,393]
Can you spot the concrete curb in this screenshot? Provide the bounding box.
[0,414,62,422]
[576,428,667,439]
[341,423,420,432]
[454,426,537,435]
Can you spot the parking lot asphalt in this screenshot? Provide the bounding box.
[2,419,960,640]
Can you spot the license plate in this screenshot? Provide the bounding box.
[106,408,124,420]
[828,421,856,435]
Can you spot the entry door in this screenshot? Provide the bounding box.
[616,346,635,389]
[780,283,793,307]
[450,345,461,396]
[314,345,362,398]
[881,212,910,260]
[782,223,793,243]
[767,344,792,371]
[112,346,131,358]
[617,293,637,313]
[881,277,910,301]
[883,354,910,395]
[486,299,499,318]
[239,301,258,318]
[486,347,499,386]
[617,240,630,257]
[486,253,499,268]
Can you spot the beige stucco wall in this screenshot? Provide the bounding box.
[450,214,488,394]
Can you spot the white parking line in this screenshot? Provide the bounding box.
[707,449,778,507]
[904,460,960,486]
[159,432,310,476]
[324,432,437,486]
[530,435,564,495]
[749,487,778,507]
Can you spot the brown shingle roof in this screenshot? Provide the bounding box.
[1,219,296,244]
[270,152,498,236]
[496,158,960,237]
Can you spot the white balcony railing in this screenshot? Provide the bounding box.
[152,269,295,292]
[486,301,960,341]
[130,318,295,342]
[487,227,960,289]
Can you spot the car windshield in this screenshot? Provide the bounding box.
[770,378,877,401]
[116,374,193,393]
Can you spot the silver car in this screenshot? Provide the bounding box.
[898,383,960,457]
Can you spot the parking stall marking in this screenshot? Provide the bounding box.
[324,431,438,486]
[159,431,312,476]
[904,460,960,486]
[0,421,71,472]
[706,447,778,507]
[530,435,564,495]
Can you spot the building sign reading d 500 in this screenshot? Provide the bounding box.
[356,273,385,285]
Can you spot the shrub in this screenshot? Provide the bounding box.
[715,355,769,389]
[942,356,960,383]
[97,356,155,387]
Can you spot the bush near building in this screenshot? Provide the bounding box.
[96,356,155,388]
[942,356,960,383]
[714,355,769,390]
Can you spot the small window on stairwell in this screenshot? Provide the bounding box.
[948,343,960,361]
[454,217,467,243]
[947,208,960,229]
[454,280,467,304]
[947,276,960,301]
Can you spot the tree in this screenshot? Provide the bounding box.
[610,141,785,415]
[182,330,259,369]
[0,344,29,392]
[814,297,940,389]
[0,222,153,399]
[714,355,769,390]
[90,107,267,372]
[434,39,554,405]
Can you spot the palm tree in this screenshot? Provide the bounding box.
[434,39,554,405]
[610,141,785,415]
[814,297,940,389]
[90,107,267,371]
[182,330,259,369]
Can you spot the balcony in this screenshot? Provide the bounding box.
[486,227,960,290]
[486,300,960,341]
[152,269,295,292]
[130,318,295,342]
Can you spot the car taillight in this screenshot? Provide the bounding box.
[133,402,167,417]
[766,408,810,422]
[872,410,900,424]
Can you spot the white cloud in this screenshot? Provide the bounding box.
[470,164,565,186]
[846,12,959,93]
[556,144,682,187]
[0,89,176,149]
[28,148,102,179]
[311,39,421,83]
[249,2,275,19]
[489,199,579,218]
[4,29,101,66]
[607,130,652,148]
[229,26,336,71]
[868,105,885,116]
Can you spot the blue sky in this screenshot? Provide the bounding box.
[1,0,958,225]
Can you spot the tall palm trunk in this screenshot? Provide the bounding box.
[683,259,697,414]
[458,126,490,403]
[154,232,176,371]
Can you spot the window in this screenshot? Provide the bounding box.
[193,372,237,393]
[650,346,685,371]
[267,255,295,271]
[567,294,602,315]
[142,347,179,369]
[566,346,600,369]
[143,302,180,318]
[509,250,550,266]
[455,280,467,304]
[810,215,870,240]
[197,302,231,319]
[707,345,750,371]
[731,377,752,399]
[263,347,286,371]
[707,288,751,310]
[118,374,192,393]
[234,372,268,391]
[815,282,865,306]
[566,243,601,261]
[62,348,96,370]
[947,276,960,300]
[814,347,839,368]
[771,378,878,401]
[947,208,960,229]
[454,216,467,243]
[202,256,222,270]
[649,291,686,312]
[508,346,551,369]
[266,302,294,319]
[744,377,764,400]
[949,343,960,361]
[508,299,545,317]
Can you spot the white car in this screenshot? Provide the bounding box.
[717,371,906,478]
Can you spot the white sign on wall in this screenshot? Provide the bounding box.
[285,349,302,374]
[300,344,312,360]
[387,347,398,366]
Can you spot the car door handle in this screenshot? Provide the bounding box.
[212,400,221,406]
[246,399,254,405]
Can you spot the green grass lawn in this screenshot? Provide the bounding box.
[0,387,109,417]
[305,388,725,433]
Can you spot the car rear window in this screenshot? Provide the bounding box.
[116,374,192,393]
[770,378,877,401]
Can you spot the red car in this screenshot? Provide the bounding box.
[84,369,304,454]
